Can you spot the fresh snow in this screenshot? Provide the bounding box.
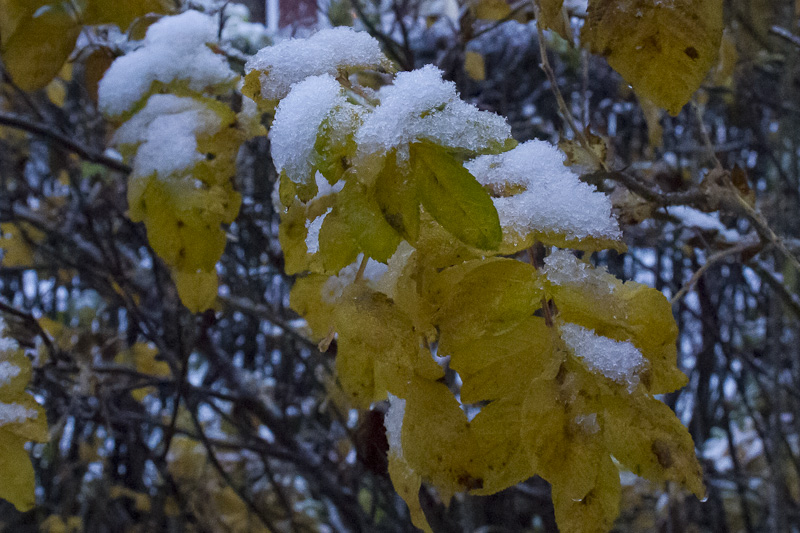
[0,361,21,388]
[560,323,645,390]
[667,205,740,243]
[466,140,621,243]
[385,393,406,457]
[245,27,388,101]
[541,249,617,294]
[0,402,38,427]
[99,11,238,117]
[113,95,224,178]
[305,208,331,255]
[321,255,388,304]
[270,75,356,184]
[356,65,511,159]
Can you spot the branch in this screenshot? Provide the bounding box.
[770,25,800,49]
[0,111,131,173]
[671,236,763,304]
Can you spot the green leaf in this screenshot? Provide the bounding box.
[338,180,402,262]
[412,142,501,250]
[317,207,360,272]
[374,151,420,242]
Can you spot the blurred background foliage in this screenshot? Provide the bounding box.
[1,0,800,531]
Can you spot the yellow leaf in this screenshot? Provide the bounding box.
[603,394,704,498]
[0,335,48,511]
[45,78,67,107]
[289,274,337,343]
[173,269,218,313]
[582,0,723,115]
[83,0,173,29]
[400,379,480,499]
[109,485,152,512]
[471,0,511,20]
[469,396,537,494]
[334,284,443,407]
[0,222,44,267]
[388,453,432,533]
[538,0,567,38]
[0,3,81,91]
[464,51,486,81]
[543,252,688,394]
[0,432,38,510]
[0,0,48,48]
[130,342,169,377]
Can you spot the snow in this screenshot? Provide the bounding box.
[113,95,223,178]
[99,11,238,117]
[355,65,511,159]
[560,323,645,391]
[221,4,271,50]
[0,402,38,427]
[245,27,388,101]
[385,393,406,456]
[321,255,388,304]
[465,140,621,243]
[0,361,21,388]
[541,249,616,294]
[270,75,357,184]
[305,208,331,255]
[667,205,740,243]
[0,317,19,353]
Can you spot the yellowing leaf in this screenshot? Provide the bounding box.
[0,334,48,511]
[173,269,218,313]
[374,151,420,242]
[289,274,336,342]
[400,379,481,499]
[339,180,402,262]
[0,222,44,267]
[333,284,443,407]
[388,453,431,533]
[1,3,81,91]
[131,342,169,377]
[471,0,511,20]
[0,0,48,48]
[83,0,172,29]
[464,51,486,81]
[0,432,39,511]
[603,394,704,498]
[413,142,502,251]
[582,0,723,115]
[538,0,567,38]
[45,79,67,107]
[543,253,688,394]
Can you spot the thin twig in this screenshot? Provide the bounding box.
[0,111,130,173]
[769,26,800,49]
[671,237,763,304]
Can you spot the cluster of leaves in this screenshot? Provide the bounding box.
[99,11,265,312]
[0,0,746,530]
[0,0,172,91]
[475,0,723,116]
[248,20,710,531]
